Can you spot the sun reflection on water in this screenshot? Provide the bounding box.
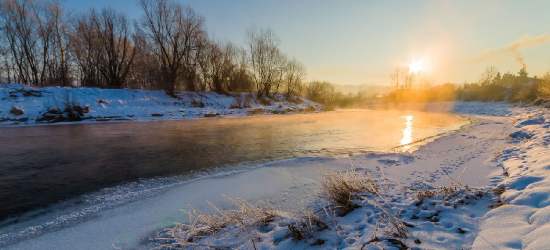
[400,115,413,149]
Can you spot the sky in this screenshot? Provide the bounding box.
[66,0,550,86]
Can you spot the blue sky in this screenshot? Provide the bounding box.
[66,0,550,85]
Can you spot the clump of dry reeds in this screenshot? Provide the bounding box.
[318,161,410,238]
[156,195,278,250]
[319,166,378,216]
[285,211,328,244]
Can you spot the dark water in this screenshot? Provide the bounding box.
[0,110,468,222]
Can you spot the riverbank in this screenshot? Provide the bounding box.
[154,102,550,250]
[0,84,322,126]
[4,101,544,250]
[151,103,519,250]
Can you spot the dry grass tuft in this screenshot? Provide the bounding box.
[285,211,328,243]
[319,167,378,216]
[365,187,411,238]
[156,195,278,249]
[413,167,471,203]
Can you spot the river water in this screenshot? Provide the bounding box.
[0,110,468,225]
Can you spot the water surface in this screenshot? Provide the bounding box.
[0,110,468,221]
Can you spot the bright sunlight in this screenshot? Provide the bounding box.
[408,59,425,74]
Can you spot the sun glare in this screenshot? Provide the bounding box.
[408,60,424,74]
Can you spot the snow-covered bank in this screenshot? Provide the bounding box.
[0,84,322,126]
[157,104,516,250]
[8,101,550,250]
[473,106,550,249]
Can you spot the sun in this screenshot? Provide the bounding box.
[408,60,424,74]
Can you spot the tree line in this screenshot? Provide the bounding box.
[384,65,550,104]
[457,66,545,103]
[0,0,306,98]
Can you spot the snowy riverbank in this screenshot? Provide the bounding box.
[4,101,550,250]
[0,84,322,126]
[152,102,519,250]
[473,105,550,249]
[151,102,550,250]
[149,102,550,250]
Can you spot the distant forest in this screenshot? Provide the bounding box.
[1,0,549,108]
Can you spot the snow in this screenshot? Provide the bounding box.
[472,106,550,250]
[0,84,321,126]
[153,103,516,250]
[1,158,329,249]
[4,94,550,249]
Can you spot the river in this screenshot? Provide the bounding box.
[0,110,468,248]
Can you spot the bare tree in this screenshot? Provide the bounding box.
[245,25,284,97]
[0,24,10,83]
[199,39,236,93]
[1,0,49,85]
[136,0,206,96]
[95,8,135,88]
[390,67,415,91]
[283,57,306,98]
[72,9,101,87]
[270,52,287,95]
[228,45,253,92]
[72,8,136,88]
[128,35,161,89]
[47,0,71,86]
[0,0,74,86]
[478,66,498,86]
[390,67,402,91]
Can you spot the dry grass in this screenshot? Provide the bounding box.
[285,211,328,244]
[319,156,410,237]
[489,186,510,208]
[319,167,378,216]
[366,194,411,238]
[413,167,471,203]
[156,195,278,250]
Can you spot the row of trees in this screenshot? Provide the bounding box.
[0,0,306,98]
[302,81,374,108]
[383,66,550,104]
[390,67,436,92]
[458,67,546,103]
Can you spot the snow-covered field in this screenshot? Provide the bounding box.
[0,84,321,126]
